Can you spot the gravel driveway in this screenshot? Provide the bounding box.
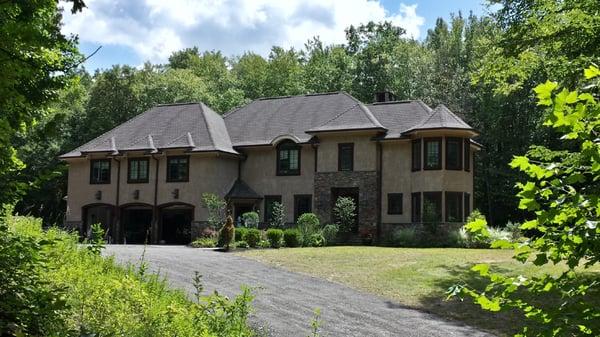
[106,245,493,337]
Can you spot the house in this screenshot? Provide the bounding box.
[60,91,479,244]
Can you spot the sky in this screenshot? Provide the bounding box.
[61,0,493,71]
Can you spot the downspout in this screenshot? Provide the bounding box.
[113,156,121,244]
[376,140,382,244]
[152,154,160,244]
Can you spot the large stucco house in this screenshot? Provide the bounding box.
[60,91,479,244]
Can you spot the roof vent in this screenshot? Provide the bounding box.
[374,90,396,103]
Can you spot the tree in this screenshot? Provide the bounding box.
[264,47,305,97]
[333,197,356,233]
[303,38,353,93]
[454,67,600,336]
[201,193,227,229]
[0,0,85,206]
[269,202,285,229]
[232,52,269,100]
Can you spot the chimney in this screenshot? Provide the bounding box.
[374,90,396,103]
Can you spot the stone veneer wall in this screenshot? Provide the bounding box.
[314,171,378,230]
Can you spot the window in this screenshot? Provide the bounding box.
[338,143,354,171]
[411,192,421,222]
[422,192,442,222]
[166,156,189,182]
[90,159,111,184]
[264,195,282,225]
[445,192,463,222]
[446,137,463,170]
[464,139,471,172]
[424,138,442,170]
[411,139,421,171]
[464,193,471,220]
[277,141,300,176]
[294,195,312,221]
[387,193,403,215]
[128,158,149,183]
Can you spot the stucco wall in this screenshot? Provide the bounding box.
[240,144,315,223]
[316,133,378,172]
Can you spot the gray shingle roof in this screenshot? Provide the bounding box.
[225,179,262,200]
[60,102,237,158]
[61,93,475,158]
[402,104,474,135]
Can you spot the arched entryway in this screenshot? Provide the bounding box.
[82,203,114,241]
[121,203,153,244]
[158,203,194,245]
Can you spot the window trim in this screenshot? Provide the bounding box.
[276,141,301,176]
[411,192,421,223]
[387,193,403,215]
[464,139,471,172]
[445,191,463,222]
[445,137,463,170]
[89,159,111,184]
[293,194,312,222]
[264,195,282,225]
[166,155,190,182]
[422,191,443,222]
[337,143,354,171]
[127,157,150,183]
[423,137,442,170]
[411,139,422,171]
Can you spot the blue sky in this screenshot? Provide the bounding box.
[62,0,491,72]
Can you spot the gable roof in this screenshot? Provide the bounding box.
[306,97,386,133]
[366,100,433,139]
[402,104,474,135]
[225,179,262,200]
[60,102,237,158]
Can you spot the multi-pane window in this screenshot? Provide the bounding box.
[128,158,149,183]
[423,192,442,222]
[338,143,354,171]
[424,138,442,170]
[277,142,300,176]
[411,139,421,171]
[294,195,312,222]
[264,195,282,225]
[445,192,463,222]
[387,193,403,215]
[464,192,471,220]
[446,138,463,170]
[90,159,111,184]
[464,139,471,172]
[166,156,189,182]
[411,192,421,222]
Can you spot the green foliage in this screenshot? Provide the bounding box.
[1,216,254,336]
[257,240,271,249]
[234,240,249,249]
[321,224,339,246]
[202,193,227,229]
[269,202,286,229]
[306,233,326,247]
[333,197,356,233]
[391,228,418,247]
[455,68,600,336]
[266,229,284,248]
[190,237,217,248]
[219,215,235,250]
[241,212,259,228]
[308,308,323,337]
[297,213,320,241]
[87,223,106,255]
[244,228,261,248]
[283,228,302,247]
[235,227,249,242]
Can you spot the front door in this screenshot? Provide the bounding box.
[331,187,359,232]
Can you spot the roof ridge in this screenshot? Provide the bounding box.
[156,102,200,106]
[437,104,468,126]
[311,102,361,128]
[199,103,218,150]
[339,91,385,128]
[369,100,414,105]
[223,99,254,119]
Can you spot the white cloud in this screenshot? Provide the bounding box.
[61,0,425,64]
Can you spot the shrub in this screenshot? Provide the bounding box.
[333,197,356,232]
[266,228,284,248]
[245,228,261,248]
[235,227,248,242]
[257,240,271,249]
[297,213,320,241]
[234,240,249,249]
[283,228,302,247]
[241,212,259,228]
[199,226,218,239]
[269,202,286,228]
[219,215,235,250]
[191,237,217,248]
[201,193,227,228]
[392,227,418,247]
[321,224,339,245]
[306,233,325,247]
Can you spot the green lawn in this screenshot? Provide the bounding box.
[239,247,600,336]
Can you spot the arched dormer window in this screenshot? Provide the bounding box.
[276,141,301,176]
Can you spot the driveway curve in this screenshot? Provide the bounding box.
[106,245,493,337]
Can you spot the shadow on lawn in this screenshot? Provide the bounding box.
[411,264,600,337]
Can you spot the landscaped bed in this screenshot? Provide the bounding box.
[239,246,600,336]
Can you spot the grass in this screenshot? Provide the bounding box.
[239,246,600,336]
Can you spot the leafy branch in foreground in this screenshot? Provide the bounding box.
[450,66,600,336]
